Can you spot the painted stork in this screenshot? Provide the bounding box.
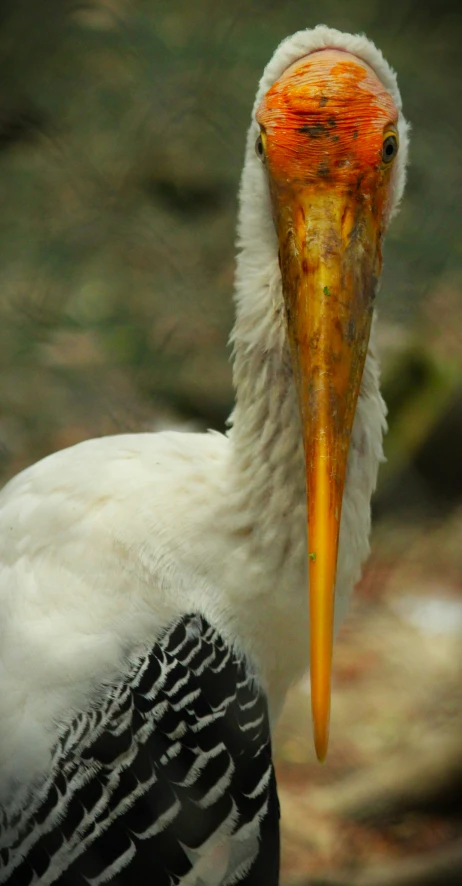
[0,25,408,886]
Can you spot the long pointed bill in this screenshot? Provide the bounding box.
[277,186,381,760]
[255,46,398,761]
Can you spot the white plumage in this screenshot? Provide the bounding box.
[0,25,408,886]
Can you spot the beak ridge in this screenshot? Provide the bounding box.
[278,187,379,759]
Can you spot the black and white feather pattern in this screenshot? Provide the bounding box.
[0,614,279,885]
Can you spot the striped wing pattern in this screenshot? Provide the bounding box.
[0,614,279,885]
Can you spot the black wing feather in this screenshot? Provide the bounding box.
[0,614,280,885]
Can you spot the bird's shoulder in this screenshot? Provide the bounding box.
[0,430,230,795]
[0,429,228,527]
[0,428,229,612]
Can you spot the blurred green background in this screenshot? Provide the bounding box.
[0,2,461,883]
[0,0,461,510]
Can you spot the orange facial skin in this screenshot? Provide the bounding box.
[256,50,399,761]
[257,49,398,189]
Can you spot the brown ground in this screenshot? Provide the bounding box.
[275,513,462,885]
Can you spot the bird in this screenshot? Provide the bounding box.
[0,24,409,886]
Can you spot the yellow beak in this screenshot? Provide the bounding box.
[276,185,382,760]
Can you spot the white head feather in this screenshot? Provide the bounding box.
[227,26,409,702]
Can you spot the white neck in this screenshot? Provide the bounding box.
[201,22,407,711]
[226,257,306,574]
[215,153,386,711]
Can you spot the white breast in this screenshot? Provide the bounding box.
[0,431,230,792]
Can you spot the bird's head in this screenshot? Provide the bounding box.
[251,39,408,761]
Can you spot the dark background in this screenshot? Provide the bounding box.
[0,2,460,883]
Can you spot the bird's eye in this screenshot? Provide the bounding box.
[382,133,398,164]
[255,134,266,163]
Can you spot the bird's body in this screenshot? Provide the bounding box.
[0,387,378,791]
[0,25,408,885]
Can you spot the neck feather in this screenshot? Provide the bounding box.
[224,148,387,618]
[226,257,306,576]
